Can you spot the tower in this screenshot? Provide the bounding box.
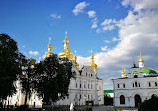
[139,51,144,67]
[88,50,97,70]
[58,31,73,61]
[121,66,126,78]
[42,37,53,60]
[73,50,79,69]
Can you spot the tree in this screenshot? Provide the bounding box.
[104,93,113,105]
[33,55,74,105]
[0,33,26,100]
[20,57,36,106]
[138,96,158,111]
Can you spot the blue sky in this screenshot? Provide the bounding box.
[1,0,158,89]
[0,0,127,57]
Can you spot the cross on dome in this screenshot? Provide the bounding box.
[91,50,93,55]
[49,37,51,43]
[65,31,67,38]
[74,50,77,55]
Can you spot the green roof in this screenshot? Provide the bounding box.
[104,90,113,93]
[133,71,138,75]
[140,67,157,74]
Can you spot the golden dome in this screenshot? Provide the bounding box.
[42,37,53,60]
[88,50,97,69]
[30,65,34,69]
[29,56,33,61]
[48,43,52,49]
[121,66,127,77]
[58,31,73,61]
[139,51,144,62]
[73,50,79,69]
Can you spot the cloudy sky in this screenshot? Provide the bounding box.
[0,0,158,89]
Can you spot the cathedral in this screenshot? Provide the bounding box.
[112,52,158,107]
[4,32,104,107]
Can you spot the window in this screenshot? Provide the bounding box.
[133,83,134,87]
[80,95,82,99]
[75,94,77,99]
[149,82,151,87]
[118,84,120,88]
[67,95,69,99]
[80,84,82,88]
[134,75,138,78]
[91,84,93,89]
[155,82,157,86]
[86,73,87,76]
[88,84,89,89]
[123,84,125,88]
[91,95,93,100]
[91,74,93,77]
[84,84,86,88]
[76,83,77,88]
[135,82,137,87]
[139,83,140,87]
[88,95,89,99]
[120,95,125,104]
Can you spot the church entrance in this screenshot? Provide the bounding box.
[135,94,141,107]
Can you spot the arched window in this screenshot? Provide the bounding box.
[149,82,151,87]
[139,83,140,87]
[80,84,82,88]
[80,94,82,99]
[135,82,137,87]
[76,83,77,88]
[123,84,125,88]
[91,74,93,77]
[155,82,157,86]
[118,84,120,88]
[120,95,125,104]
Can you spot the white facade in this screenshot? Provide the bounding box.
[112,61,158,107]
[56,66,104,106]
[5,62,104,107]
[4,80,42,108]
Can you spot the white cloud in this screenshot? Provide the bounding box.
[77,0,158,89]
[102,25,114,31]
[91,18,98,29]
[122,0,158,11]
[96,19,118,32]
[50,14,61,19]
[105,40,110,43]
[29,51,39,56]
[101,46,109,51]
[87,10,96,18]
[72,2,89,16]
[112,37,120,42]
[101,19,117,26]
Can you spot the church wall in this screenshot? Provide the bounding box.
[113,77,158,107]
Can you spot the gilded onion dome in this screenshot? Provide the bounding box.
[133,56,136,67]
[28,56,36,69]
[88,50,97,69]
[42,37,53,60]
[121,66,125,75]
[139,51,143,62]
[58,31,73,61]
[123,68,127,77]
[73,50,79,69]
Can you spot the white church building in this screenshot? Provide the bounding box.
[4,32,104,107]
[112,52,158,107]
